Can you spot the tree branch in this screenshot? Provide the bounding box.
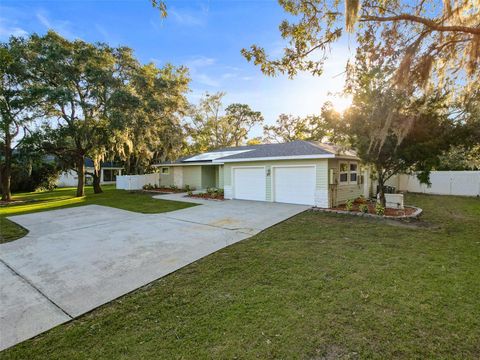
[360,14,480,35]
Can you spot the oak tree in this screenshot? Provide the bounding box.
[188,92,263,152]
[241,0,480,93]
[0,37,40,201]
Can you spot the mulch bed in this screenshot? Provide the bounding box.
[333,202,417,217]
[143,188,186,194]
[188,193,225,201]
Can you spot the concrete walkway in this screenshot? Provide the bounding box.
[0,196,308,351]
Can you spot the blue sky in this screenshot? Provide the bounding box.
[0,0,354,138]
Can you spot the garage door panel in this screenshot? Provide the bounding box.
[233,167,266,201]
[274,166,316,205]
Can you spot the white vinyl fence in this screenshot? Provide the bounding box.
[390,171,480,197]
[116,173,159,190]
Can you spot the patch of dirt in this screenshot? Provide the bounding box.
[382,218,440,230]
[0,199,34,206]
[210,218,238,227]
[311,344,359,360]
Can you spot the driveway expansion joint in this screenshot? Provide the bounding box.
[0,258,73,320]
[160,214,259,235]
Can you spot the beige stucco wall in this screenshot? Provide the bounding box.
[215,165,224,188]
[201,166,216,188]
[159,167,174,187]
[181,166,202,189]
[157,165,223,190]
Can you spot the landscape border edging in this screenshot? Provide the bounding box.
[311,205,423,219]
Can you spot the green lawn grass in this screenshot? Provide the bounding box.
[2,194,480,358]
[0,185,196,243]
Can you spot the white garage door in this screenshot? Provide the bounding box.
[233,167,266,201]
[273,166,316,205]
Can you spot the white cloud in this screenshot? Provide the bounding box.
[195,73,220,87]
[184,56,220,87]
[36,12,51,28]
[94,24,121,45]
[35,10,76,39]
[186,56,216,68]
[0,17,28,39]
[170,8,205,26]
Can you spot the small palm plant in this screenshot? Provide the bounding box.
[345,199,354,211]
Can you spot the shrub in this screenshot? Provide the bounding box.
[375,203,385,216]
[169,185,178,190]
[345,199,354,211]
[359,204,369,213]
[184,184,196,192]
[187,190,193,196]
[11,161,60,192]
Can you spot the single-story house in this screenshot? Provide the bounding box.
[56,159,123,187]
[154,141,367,207]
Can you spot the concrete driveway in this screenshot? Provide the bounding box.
[0,195,308,350]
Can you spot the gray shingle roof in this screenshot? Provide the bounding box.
[216,141,333,160]
[159,141,357,165]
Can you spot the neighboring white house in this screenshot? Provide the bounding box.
[152,141,365,208]
[56,159,123,187]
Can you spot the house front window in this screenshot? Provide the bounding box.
[103,169,119,182]
[339,162,349,184]
[350,163,358,183]
[161,167,170,175]
[339,161,359,185]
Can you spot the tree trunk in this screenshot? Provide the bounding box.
[76,155,85,197]
[377,172,386,208]
[92,167,102,194]
[1,134,12,202]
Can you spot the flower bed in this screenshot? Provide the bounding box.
[142,184,194,193]
[333,202,418,217]
[187,188,224,201]
[312,196,422,219]
[143,187,185,193]
[188,192,224,201]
